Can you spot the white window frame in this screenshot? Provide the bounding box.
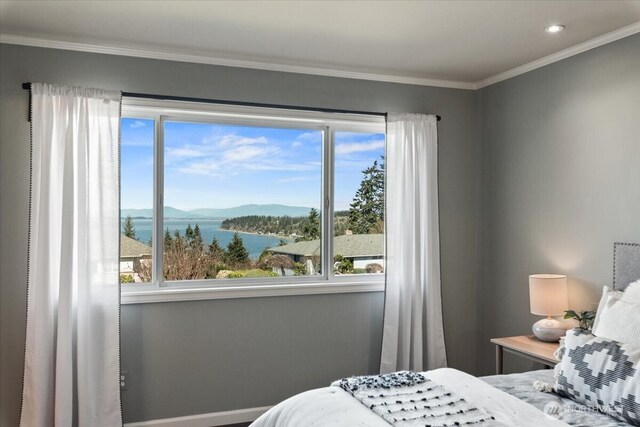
[120,98,385,304]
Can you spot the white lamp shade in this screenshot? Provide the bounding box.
[529,274,568,316]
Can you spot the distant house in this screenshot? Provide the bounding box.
[120,235,152,282]
[268,234,384,275]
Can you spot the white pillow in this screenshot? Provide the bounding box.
[592,286,621,331]
[592,285,640,348]
[621,279,640,303]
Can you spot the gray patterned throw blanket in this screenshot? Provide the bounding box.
[332,371,496,427]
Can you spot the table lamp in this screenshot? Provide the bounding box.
[529,274,570,342]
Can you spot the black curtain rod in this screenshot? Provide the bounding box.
[22,83,441,121]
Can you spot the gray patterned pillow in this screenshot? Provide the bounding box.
[555,328,640,425]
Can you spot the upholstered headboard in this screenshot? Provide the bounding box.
[613,242,640,291]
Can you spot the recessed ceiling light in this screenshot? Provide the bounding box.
[545,24,565,33]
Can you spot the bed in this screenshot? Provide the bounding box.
[252,242,640,426]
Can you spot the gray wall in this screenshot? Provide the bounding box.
[477,34,640,374]
[0,44,480,424]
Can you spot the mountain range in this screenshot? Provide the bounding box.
[121,204,313,219]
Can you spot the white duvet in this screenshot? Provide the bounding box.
[252,368,569,426]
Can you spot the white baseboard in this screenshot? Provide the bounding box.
[124,406,272,427]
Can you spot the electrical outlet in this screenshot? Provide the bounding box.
[120,371,128,390]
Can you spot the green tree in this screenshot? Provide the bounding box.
[348,157,384,234]
[123,215,137,239]
[293,262,306,276]
[208,237,225,259]
[164,228,173,249]
[334,255,353,274]
[185,224,194,241]
[172,230,185,251]
[191,224,204,251]
[296,208,321,242]
[226,233,250,265]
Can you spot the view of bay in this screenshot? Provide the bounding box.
[125,218,292,260]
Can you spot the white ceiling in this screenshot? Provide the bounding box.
[1,1,639,89]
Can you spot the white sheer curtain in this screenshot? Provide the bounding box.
[380,113,447,374]
[20,84,122,426]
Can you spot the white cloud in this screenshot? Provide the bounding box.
[335,140,384,155]
[244,161,320,172]
[121,139,153,147]
[223,145,277,162]
[174,144,283,177]
[129,120,147,128]
[217,134,268,147]
[177,159,221,177]
[168,130,323,177]
[166,147,205,159]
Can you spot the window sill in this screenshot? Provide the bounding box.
[121,279,385,304]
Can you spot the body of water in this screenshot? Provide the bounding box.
[124,218,291,260]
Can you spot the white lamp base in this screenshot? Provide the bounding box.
[532,317,570,342]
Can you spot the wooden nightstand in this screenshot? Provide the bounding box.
[490,335,560,374]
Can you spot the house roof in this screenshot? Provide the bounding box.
[269,234,383,258]
[120,235,151,258]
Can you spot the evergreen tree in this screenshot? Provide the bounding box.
[164,228,173,248]
[123,215,137,239]
[348,157,384,234]
[191,224,204,251]
[173,229,184,249]
[296,208,321,242]
[304,208,321,239]
[226,232,250,265]
[185,224,194,241]
[208,237,225,259]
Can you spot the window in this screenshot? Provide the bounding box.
[120,99,385,301]
[120,118,154,284]
[333,132,385,275]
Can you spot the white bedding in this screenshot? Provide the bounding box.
[252,368,569,426]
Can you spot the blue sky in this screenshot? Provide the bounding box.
[121,118,384,211]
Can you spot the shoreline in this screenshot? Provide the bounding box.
[218,227,293,241]
[122,217,296,247]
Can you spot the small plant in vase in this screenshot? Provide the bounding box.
[564,310,596,330]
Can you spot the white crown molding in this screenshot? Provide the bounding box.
[474,21,640,89]
[2,21,639,91]
[123,406,271,427]
[0,33,475,90]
